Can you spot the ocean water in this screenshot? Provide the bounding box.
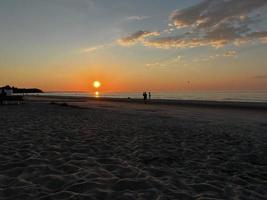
[29,90,267,103]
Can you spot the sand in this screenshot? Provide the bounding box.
[0,98,267,199]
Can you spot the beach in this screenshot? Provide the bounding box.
[0,97,266,200]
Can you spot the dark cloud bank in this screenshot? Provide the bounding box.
[119,0,267,49]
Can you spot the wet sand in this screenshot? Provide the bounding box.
[0,98,267,199]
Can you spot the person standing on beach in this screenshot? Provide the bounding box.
[143,92,147,103]
[148,92,151,100]
[0,90,6,105]
[143,92,145,100]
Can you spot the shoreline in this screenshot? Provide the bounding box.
[24,95,267,110]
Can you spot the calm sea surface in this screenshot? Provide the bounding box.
[29,90,267,103]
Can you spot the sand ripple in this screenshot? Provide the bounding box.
[0,103,266,199]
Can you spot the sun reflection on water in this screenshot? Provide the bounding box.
[95,91,100,97]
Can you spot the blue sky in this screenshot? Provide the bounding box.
[0,0,267,91]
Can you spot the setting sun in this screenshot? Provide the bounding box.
[1,1,267,199]
[93,81,101,88]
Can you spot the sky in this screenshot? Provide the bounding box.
[0,0,267,92]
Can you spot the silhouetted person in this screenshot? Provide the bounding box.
[143,92,147,103]
[148,92,151,100]
[0,90,7,105]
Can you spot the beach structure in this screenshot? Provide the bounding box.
[0,85,13,96]
[0,85,23,104]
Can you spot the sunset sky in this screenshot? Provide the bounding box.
[1,0,267,92]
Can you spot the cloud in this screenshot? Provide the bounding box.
[170,0,267,29]
[146,62,167,67]
[117,31,160,46]
[143,32,239,49]
[83,43,113,53]
[164,0,267,48]
[224,51,237,57]
[146,55,182,67]
[247,31,267,43]
[83,45,105,52]
[125,29,267,49]
[261,37,267,43]
[144,35,208,49]
[192,51,237,62]
[252,75,267,79]
[170,0,212,28]
[126,16,151,21]
[119,0,267,49]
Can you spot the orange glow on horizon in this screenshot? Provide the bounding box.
[6,65,267,92]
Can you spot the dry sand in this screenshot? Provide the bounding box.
[0,98,267,200]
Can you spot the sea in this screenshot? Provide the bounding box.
[28,90,267,103]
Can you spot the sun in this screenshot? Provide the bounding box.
[93,81,101,88]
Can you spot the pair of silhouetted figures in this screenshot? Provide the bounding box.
[142,92,151,103]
